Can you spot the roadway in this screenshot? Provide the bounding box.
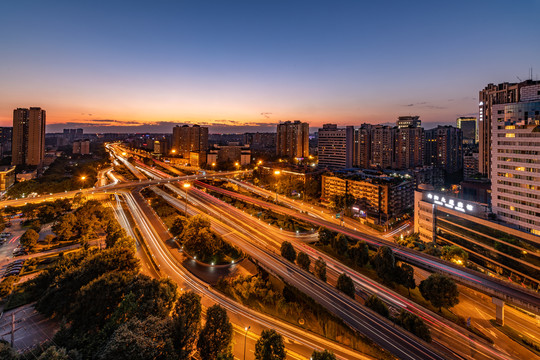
[120,188,375,360]
[146,184,450,360]
[196,181,540,315]
[177,183,519,360]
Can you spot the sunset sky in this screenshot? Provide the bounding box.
[1,0,539,133]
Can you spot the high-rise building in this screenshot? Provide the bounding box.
[0,127,13,157]
[171,125,208,158]
[73,140,91,155]
[463,153,479,179]
[12,107,46,166]
[456,117,477,145]
[491,93,540,236]
[317,124,354,170]
[424,126,463,174]
[353,124,372,169]
[396,115,421,129]
[477,81,540,177]
[276,121,309,159]
[370,125,396,169]
[394,126,424,169]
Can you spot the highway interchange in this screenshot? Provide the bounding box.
[2,144,539,360]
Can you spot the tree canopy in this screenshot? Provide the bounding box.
[419,273,459,311]
[254,329,287,360]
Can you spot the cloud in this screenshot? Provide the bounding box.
[400,101,446,110]
[261,112,272,119]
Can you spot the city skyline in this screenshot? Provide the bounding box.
[1,0,539,133]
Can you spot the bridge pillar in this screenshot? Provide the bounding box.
[492,297,505,326]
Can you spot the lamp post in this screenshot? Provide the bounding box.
[183,183,191,215]
[243,326,250,360]
[274,170,281,202]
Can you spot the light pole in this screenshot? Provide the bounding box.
[243,326,250,360]
[183,182,191,215]
[274,170,281,202]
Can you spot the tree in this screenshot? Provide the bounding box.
[396,310,431,342]
[280,241,296,263]
[53,213,77,241]
[20,229,39,250]
[254,329,286,360]
[371,246,395,283]
[441,245,469,265]
[37,346,72,360]
[170,216,187,237]
[334,234,348,255]
[365,294,389,318]
[172,291,202,357]
[311,349,337,360]
[396,263,416,296]
[314,257,327,282]
[44,234,56,245]
[0,340,18,360]
[419,274,459,312]
[336,273,355,298]
[197,305,233,360]
[99,316,175,360]
[318,227,334,246]
[349,241,369,267]
[296,251,311,271]
[494,238,522,259]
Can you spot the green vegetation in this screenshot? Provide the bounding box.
[180,215,242,264]
[310,349,337,360]
[336,273,355,298]
[20,229,39,251]
[296,251,311,271]
[197,304,234,360]
[254,329,286,360]
[7,149,109,198]
[314,257,327,282]
[280,241,297,262]
[365,295,389,318]
[216,267,393,359]
[251,168,321,201]
[441,245,468,265]
[395,310,432,342]
[419,273,460,312]
[0,198,232,360]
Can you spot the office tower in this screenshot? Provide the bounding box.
[456,117,477,145]
[317,124,354,170]
[172,124,209,158]
[12,107,46,166]
[353,124,372,168]
[276,120,309,158]
[0,127,13,157]
[394,126,424,169]
[424,126,463,174]
[491,87,540,236]
[370,125,396,169]
[396,115,421,129]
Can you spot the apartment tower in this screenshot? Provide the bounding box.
[12,107,46,166]
[276,120,309,159]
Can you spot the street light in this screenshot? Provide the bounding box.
[243,326,250,360]
[274,170,281,202]
[183,183,191,215]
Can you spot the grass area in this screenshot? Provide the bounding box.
[489,319,540,356]
[141,187,183,229]
[216,269,394,360]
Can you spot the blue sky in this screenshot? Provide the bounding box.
[0,0,539,132]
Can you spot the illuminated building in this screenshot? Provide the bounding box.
[491,97,540,236]
[317,124,354,170]
[456,117,477,145]
[12,107,46,166]
[276,121,309,159]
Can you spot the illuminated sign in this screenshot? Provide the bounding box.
[426,193,474,213]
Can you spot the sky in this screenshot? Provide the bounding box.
[1,0,539,133]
